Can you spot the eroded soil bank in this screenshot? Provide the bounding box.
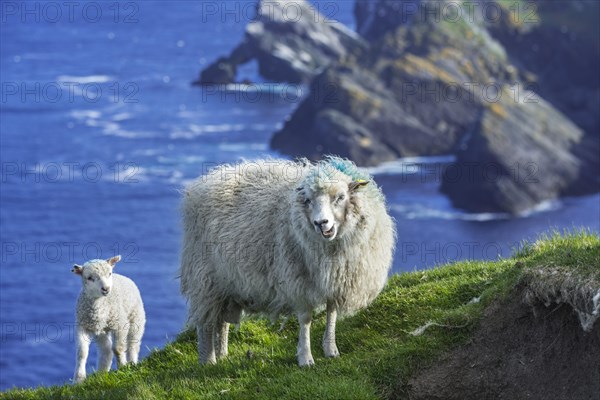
[406,286,600,400]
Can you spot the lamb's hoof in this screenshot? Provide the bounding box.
[323,344,340,358]
[73,374,86,384]
[297,353,315,367]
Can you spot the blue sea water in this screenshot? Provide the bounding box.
[0,1,598,391]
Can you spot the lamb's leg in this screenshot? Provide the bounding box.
[197,324,217,365]
[96,333,113,371]
[215,321,230,360]
[74,328,91,383]
[112,329,128,367]
[126,320,144,364]
[296,311,314,367]
[322,302,340,357]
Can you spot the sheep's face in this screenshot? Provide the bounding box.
[72,255,121,298]
[298,179,369,242]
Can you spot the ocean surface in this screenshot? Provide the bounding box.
[1,1,598,390]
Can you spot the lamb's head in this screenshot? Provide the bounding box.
[72,255,121,298]
[295,158,370,242]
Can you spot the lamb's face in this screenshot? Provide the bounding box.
[72,255,121,298]
[297,179,369,242]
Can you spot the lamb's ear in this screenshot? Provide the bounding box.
[107,255,121,267]
[349,180,369,192]
[72,265,83,275]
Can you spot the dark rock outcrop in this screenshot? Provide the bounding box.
[271,61,486,166]
[197,0,367,84]
[441,92,587,214]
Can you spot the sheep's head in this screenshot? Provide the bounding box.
[72,255,121,298]
[295,158,370,242]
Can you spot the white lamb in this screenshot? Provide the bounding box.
[180,156,396,366]
[72,255,145,382]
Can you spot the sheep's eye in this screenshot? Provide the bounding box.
[336,194,346,202]
[109,273,112,276]
[304,198,311,205]
[87,277,94,281]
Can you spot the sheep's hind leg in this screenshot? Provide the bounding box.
[197,324,217,365]
[74,328,91,383]
[322,302,340,358]
[296,311,314,367]
[96,333,113,371]
[215,321,230,360]
[216,302,240,360]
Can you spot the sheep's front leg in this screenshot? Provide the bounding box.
[96,333,113,371]
[215,321,230,360]
[296,311,314,367]
[112,329,128,367]
[197,324,216,365]
[322,302,340,358]
[74,328,91,383]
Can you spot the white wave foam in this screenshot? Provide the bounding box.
[57,75,112,84]
[517,199,561,217]
[169,124,247,139]
[102,125,152,139]
[70,110,102,120]
[219,143,268,152]
[176,110,204,119]
[71,109,150,138]
[390,204,510,221]
[112,112,132,121]
[133,148,163,157]
[391,198,562,222]
[84,118,151,139]
[157,155,205,165]
[168,170,184,184]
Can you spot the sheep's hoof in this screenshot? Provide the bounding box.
[73,374,86,383]
[297,353,315,367]
[323,344,340,358]
[199,357,217,366]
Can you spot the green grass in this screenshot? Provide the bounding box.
[4,230,598,399]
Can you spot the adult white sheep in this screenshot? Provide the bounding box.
[72,255,145,382]
[180,157,395,366]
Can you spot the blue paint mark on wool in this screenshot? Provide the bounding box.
[324,156,371,182]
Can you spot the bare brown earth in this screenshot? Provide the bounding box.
[405,286,600,400]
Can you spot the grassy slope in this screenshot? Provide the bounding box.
[4,231,598,400]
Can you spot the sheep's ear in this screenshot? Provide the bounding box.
[107,255,121,267]
[349,180,369,192]
[72,265,83,275]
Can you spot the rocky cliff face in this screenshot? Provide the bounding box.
[197,0,599,214]
[197,0,367,84]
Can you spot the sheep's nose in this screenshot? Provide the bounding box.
[101,287,110,292]
[314,219,329,227]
